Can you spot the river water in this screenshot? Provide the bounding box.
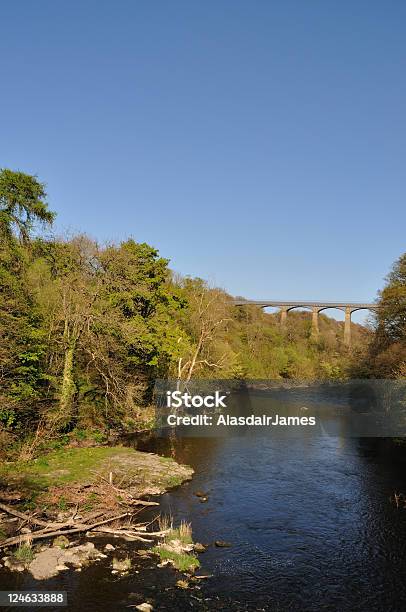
[2,387,406,611]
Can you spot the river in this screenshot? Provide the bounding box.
[2,387,406,611]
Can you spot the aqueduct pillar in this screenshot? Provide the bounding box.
[344,307,352,347]
[280,307,288,326]
[311,307,320,338]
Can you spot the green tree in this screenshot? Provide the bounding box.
[0,169,54,244]
[30,236,100,425]
[0,170,55,439]
[376,253,406,345]
[367,252,406,377]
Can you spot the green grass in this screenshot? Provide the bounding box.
[166,475,183,488]
[82,492,99,511]
[57,496,68,511]
[14,544,34,565]
[21,491,40,512]
[167,521,193,544]
[152,547,200,572]
[0,446,136,492]
[0,446,192,511]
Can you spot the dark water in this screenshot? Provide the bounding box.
[2,389,406,611]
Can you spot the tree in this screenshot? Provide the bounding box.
[376,253,406,346]
[91,240,186,413]
[0,169,54,244]
[360,252,406,377]
[18,237,187,431]
[45,237,99,423]
[0,171,55,436]
[176,279,231,381]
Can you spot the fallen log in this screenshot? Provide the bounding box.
[0,501,100,534]
[0,502,66,530]
[87,524,169,542]
[0,512,130,548]
[88,527,154,543]
[90,526,168,539]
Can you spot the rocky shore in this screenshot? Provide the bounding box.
[0,446,197,586]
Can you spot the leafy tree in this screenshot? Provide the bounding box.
[365,253,406,377]
[376,253,406,346]
[92,241,186,409]
[30,236,101,425]
[0,169,54,244]
[0,170,55,438]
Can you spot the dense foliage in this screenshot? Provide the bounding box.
[0,169,403,457]
[354,253,406,378]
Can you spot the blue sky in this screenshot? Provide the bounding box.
[1,1,405,323]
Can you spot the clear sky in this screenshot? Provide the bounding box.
[1,1,405,323]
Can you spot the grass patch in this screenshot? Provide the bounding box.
[21,492,40,512]
[158,514,172,532]
[153,519,197,572]
[152,547,200,572]
[57,496,68,511]
[158,516,193,544]
[82,492,99,511]
[167,521,193,544]
[166,475,183,488]
[53,535,69,549]
[14,543,34,565]
[0,447,138,492]
[0,446,193,511]
[112,556,132,571]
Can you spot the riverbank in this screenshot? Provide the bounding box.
[0,446,198,585]
[0,446,193,511]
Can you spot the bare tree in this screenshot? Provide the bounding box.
[177,279,231,381]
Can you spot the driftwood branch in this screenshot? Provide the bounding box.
[0,512,130,548]
[88,526,169,542]
[0,502,65,530]
[88,527,153,542]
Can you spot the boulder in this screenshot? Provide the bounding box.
[53,535,69,549]
[135,603,153,612]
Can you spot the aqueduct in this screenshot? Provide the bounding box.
[232,300,379,347]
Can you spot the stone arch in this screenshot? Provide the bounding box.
[350,306,377,327]
[285,305,314,313]
[317,306,346,314]
[350,306,376,314]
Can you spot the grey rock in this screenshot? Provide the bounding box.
[214,540,232,548]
